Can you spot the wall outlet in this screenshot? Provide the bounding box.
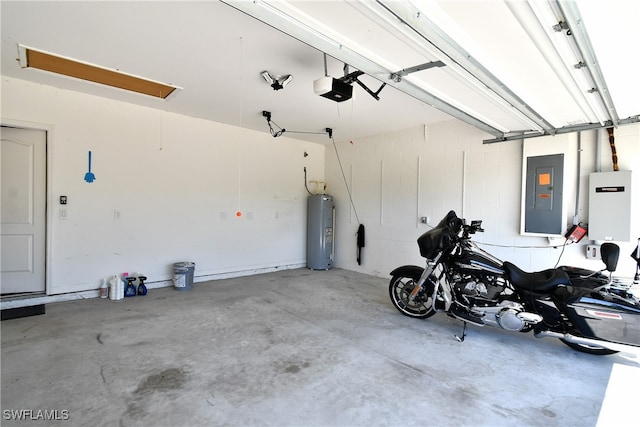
[586,244,600,259]
[420,216,429,224]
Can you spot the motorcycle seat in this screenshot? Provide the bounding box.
[502,262,571,293]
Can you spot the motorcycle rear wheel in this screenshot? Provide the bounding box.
[389,274,436,319]
[560,339,618,355]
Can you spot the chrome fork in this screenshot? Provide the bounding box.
[408,252,444,303]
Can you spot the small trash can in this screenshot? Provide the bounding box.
[173,262,195,291]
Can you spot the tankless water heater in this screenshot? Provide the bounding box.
[588,170,633,241]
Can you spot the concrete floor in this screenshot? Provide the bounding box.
[2,268,639,427]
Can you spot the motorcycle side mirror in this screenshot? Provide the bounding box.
[600,243,619,273]
[470,220,484,233]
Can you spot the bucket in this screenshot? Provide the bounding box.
[173,262,195,291]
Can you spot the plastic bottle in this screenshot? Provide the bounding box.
[118,275,125,300]
[137,275,148,296]
[109,275,119,300]
[121,272,128,300]
[125,277,137,297]
[100,278,108,299]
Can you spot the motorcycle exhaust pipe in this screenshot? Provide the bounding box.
[535,330,632,353]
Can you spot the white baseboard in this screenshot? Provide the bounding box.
[1,263,307,310]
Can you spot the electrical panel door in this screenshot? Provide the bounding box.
[523,154,564,235]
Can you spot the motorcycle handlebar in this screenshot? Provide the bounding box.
[428,212,484,250]
[445,219,484,248]
[460,220,484,238]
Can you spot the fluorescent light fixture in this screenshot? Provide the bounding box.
[18,45,181,99]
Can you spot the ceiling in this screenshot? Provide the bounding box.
[2,1,639,144]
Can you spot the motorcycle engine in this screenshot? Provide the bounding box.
[474,301,544,331]
[496,306,526,331]
[454,275,505,302]
[451,274,543,332]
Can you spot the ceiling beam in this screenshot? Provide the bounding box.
[483,115,640,144]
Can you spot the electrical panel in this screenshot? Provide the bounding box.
[522,154,564,235]
[588,170,632,241]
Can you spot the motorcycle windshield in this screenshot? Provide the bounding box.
[417,210,460,259]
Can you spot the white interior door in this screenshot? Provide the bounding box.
[1,126,46,294]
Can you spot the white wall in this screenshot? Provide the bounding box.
[3,74,638,295]
[326,120,640,279]
[1,77,325,294]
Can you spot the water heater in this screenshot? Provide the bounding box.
[307,194,335,270]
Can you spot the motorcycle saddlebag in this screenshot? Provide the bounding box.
[563,290,640,347]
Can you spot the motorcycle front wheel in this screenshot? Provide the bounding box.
[389,274,437,319]
[560,339,618,356]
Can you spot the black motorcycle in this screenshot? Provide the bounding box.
[389,210,640,355]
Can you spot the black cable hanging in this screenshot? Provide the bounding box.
[330,134,360,224]
[330,134,365,265]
